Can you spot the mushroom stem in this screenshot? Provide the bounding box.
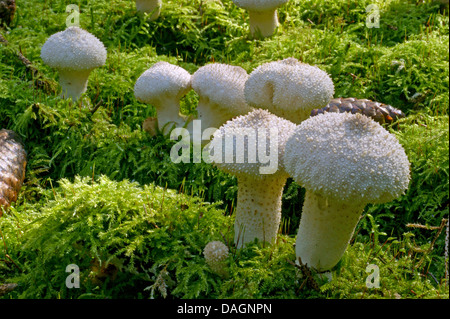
[58,68,93,101]
[154,97,186,134]
[295,191,366,271]
[136,0,161,20]
[234,174,287,248]
[195,98,236,131]
[247,9,279,37]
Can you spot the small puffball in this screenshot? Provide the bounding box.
[203,241,229,276]
[207,108,296,177]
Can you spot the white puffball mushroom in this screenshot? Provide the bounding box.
[284,112,411,272]
[134,62,192,135]
[244,57,335,124]
[232,0,289,37]
[190,63,253,133]
[203,241,229,277]
[40,26,107,102]
[135,0,162,20]
[205,109,296,248]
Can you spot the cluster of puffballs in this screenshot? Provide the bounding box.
[136,0,291,37]
[39,25,411,278]
[134,56,411,276]
[39,0,291,102]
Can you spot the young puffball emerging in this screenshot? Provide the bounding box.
[40,27,107,102]
[244,58,334,124]
[284,112,411,272]
[203,241,229,277]
[205,109,296,248]
[232,0,289,37]
[135,0,162,20]
[134,62,192,135]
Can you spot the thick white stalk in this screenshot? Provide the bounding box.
[295,191,365,271]
[136,0,162,20]
[58,68,93,101]
[195,98,235,131]
[234,174,287,248]
[154,97,186,135]
[248,9,279,37]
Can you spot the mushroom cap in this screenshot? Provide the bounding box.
[207,108,296,177]
[203,241,229,263]
[232,0,289,11]
[40,26,107,71]
[134,61,192,104]
[284,112,411,205]
[191,63,252,117]
[244,58,334,122]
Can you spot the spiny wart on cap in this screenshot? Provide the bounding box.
[244,58,334,124]
[0,129,27,216]
[311,97,406,125]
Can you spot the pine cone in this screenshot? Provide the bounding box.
[311,97,406,124]
[0,0,16,26]
[0,129,27,216]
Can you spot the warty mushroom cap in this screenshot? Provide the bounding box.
[244,58,335,124]
[191,63,253,120]
[283,112,411,205]
[232,0,289,11]
[40,26,107,71]
[134,61,192,104]
[208,108,296,177]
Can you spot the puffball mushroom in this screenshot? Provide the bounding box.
[205,109,296,248]
[203,241,229,277]
[244,58,335,124]
[284,112,411,271]
[135,0,162,20]
[190,63,253,132]
[232,0,289,37]
[40,26,107,102]
[134,62,192,135]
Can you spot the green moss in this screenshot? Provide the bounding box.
[0,0,448,299]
